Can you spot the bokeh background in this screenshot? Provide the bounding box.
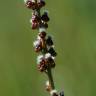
[0,0,96,96]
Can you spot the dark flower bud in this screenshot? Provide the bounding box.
[48,47,57,57]
[37,55,48,72]
[32,22,39,29]
[46,36,53,46]
[41,11,50,22]
[37,60,48,72]
[39,32,46,38]
[37,64,44,72]
[25,0,36,10]
[32,15,40,22]
[38,0,46,8]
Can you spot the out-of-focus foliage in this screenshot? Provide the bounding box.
[0,0,96,96]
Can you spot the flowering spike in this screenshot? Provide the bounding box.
[24,0,64,96]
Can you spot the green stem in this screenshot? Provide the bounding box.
[47,65,55,90]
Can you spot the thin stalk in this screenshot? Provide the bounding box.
[47,65,55,90]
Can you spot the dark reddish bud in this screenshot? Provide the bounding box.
[39,32,46,38]
[37,65,44,72]
[32,15,40,22]
[38,0,46,8]
[32,22,38,29]
[25,0,36,9]
[37,60,47,72]
[41,12,50,22]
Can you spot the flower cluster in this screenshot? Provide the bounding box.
[33,32,57,72]
[24,0,64,96]
[37,53,56,72]
[24,0,45,9]
[24,0,49,29]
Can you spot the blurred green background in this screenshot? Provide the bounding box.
[0,0,96,96]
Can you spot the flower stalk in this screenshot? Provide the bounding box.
[24,0,64,96]
[47,65,55,89]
